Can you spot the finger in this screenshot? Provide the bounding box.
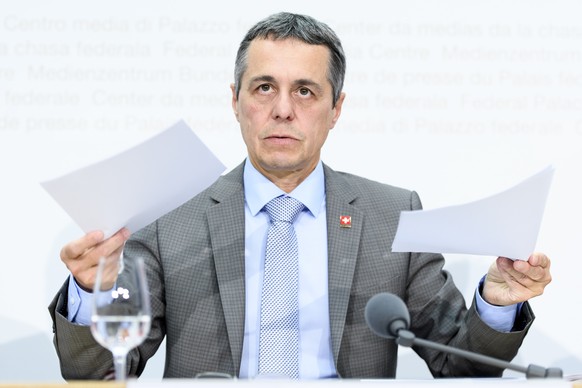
[527,252,550,269]
[89,228,130,263]
[496,257,517,274]
[483,258,528,305]
[76,256,121,291]
[486,256,550,304]
[497,258,538,287]
[61,229,130,289]
[514,259,551,283]
[60,230,104,263]
[499,259,551,297]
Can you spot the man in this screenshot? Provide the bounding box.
[50,12,552,380]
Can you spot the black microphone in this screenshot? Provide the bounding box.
[364,292,563,379]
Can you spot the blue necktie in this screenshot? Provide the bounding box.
[258,196,304,379]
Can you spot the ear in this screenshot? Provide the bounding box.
[329,92,346,129]
[230,83,239,122]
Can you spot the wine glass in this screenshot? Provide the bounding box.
[90,255,151,381]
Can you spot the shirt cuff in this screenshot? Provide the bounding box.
[66,274,95,326]
[475,276,519,333]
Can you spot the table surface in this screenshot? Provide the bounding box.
[0,378,579,388]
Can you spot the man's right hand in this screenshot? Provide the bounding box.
[60,228,131,292]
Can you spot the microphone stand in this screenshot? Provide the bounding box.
[394,327,563,379]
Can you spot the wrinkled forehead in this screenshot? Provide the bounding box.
[244,37,332,81]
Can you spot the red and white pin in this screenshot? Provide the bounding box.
[340,215,352,228]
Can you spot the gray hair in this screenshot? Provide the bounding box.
[234,12,346,106]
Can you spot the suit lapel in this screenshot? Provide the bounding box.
[206,164,246,376]
[323,165,363,364]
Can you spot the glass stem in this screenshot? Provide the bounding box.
[112,350,128,381]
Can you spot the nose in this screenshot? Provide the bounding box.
[271,93,295,121]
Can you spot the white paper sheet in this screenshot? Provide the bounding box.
[41,120,226,238]
[391,166,555,260]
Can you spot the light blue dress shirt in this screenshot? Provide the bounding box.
[67,158,518,377]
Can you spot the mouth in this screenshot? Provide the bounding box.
[264,135,298,146]
[263,131,300,144]
[266,134,295,139]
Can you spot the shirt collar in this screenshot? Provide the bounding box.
[243,158,325,217]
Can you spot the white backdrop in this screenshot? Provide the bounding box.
[1,0,581,381]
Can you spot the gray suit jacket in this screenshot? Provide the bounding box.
[49,162,533,380]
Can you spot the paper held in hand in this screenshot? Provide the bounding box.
[391,165,554,260]
[41,120,226,239]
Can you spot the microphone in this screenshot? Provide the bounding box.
[364,292,563,379]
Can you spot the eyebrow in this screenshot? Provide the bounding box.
[248,75,276,86]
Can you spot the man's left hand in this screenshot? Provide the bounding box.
[482,252,552,306]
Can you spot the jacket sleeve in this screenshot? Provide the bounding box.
[48,278,115,380]
[405,190,534,377]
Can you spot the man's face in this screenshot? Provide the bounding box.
[231,38,345,184]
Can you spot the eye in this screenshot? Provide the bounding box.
[259,84,272,93]
[298,87,311,96]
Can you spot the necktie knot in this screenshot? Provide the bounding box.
[264,196,304,223]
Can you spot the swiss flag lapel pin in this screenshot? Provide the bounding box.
[340,215,352,228]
